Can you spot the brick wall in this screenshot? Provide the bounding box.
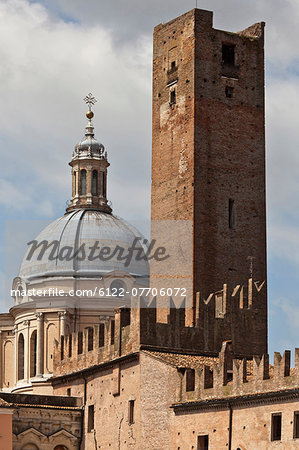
[151,8,267,354]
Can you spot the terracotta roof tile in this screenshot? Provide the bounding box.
[142,350,218,369]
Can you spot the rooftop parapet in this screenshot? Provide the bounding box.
[178,343,299,403]
[53,278,266,377]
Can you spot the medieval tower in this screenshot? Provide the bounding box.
[151,9,267,356]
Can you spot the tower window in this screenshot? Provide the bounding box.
[128,400,135,424]
[74,171,77,195]
[225,86,234,98]
[294,411,299,438]
[229,199,235,229]
[92,170,98,196]
[171,60,176,71]
[222,44,235,66]
[80,169,87,195]
[67,388,71,396]
[170,89,176,105]
[197,435,209,449]
[271,413,282,441]
[88,404,95,432]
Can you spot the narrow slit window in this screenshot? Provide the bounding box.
[171,60,176,71]
[271,413,282,441]
[294,411,299,438]
[87,327,94,351]
[80,169,87,195]
[60,336,64,361]
[78,331,83,355]
[170,89,176,105]
[67,388,71,396]
[68,336,72,358]
[222,44,235,66]
[88,404,95,432]
[110,319,115,345]
[225,86,234,98]
[128,400,135,425]
[229,199,235,229]
[99,323,105,347]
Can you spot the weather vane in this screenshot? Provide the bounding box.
[83,93,97,111]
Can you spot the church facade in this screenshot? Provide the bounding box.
[0,7,298,450]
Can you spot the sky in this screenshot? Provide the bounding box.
[0,0,299,359]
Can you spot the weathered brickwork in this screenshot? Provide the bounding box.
[177,342,299,403]
[0,393,82,449]
[2,7,298,450]
[53,356,141,449]
[53,279,266,378]
[151,8,267,354]
[171,399,299,450]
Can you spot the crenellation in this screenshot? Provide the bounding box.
[54,278,267,377]
[178,345,299,404]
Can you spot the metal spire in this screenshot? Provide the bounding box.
[83,93,97,137]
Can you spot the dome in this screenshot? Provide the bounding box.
[74,130,106,159]
[19,210,149,282]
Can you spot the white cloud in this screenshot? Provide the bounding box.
[0,0,152,220]
[272,296,299,339]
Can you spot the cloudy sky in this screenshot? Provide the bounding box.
[0,0,299,359]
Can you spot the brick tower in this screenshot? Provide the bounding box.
[151,9,267,355]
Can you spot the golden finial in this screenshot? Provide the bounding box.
[83,93,97,119]
[86,110,94,119]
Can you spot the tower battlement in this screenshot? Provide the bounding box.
[177,341,299,404]
[53,278,266,377]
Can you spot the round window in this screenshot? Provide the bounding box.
[110,280,125,298]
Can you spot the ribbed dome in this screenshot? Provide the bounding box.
[19,210,149,282]
[74,132,106,159]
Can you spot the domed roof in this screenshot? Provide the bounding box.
[19,210,149,282]
[73,121,106,160]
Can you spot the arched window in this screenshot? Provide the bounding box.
[18,333,25,380]
[92,170,98,196]
[30,330,37,377]
[80,169,87,195]
[54,445,69,450]
[21,444,40,450]
[103,172,106,198]
[16,284,24,303]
